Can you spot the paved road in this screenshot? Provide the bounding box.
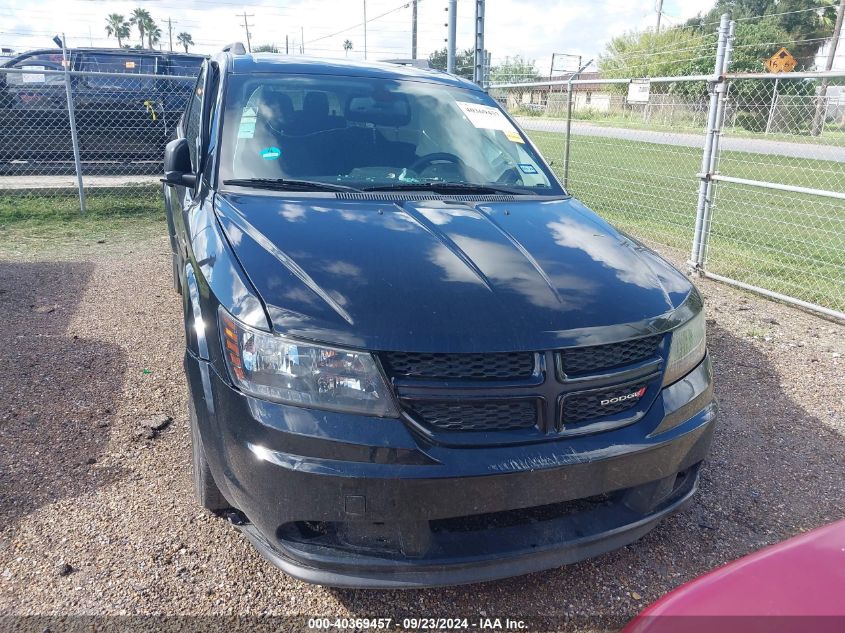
[517,118,845,163]
[1,120,842,192]
[0,174,159,191]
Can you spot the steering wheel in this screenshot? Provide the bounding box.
[496,166,523,185]
[410,152,465,173]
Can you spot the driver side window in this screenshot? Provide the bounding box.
[184,65,207,171]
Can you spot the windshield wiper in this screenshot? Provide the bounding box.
[361,182,530,195]
[223,178,361,193]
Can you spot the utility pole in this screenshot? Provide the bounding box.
[812,0,844,135]
[446,0,457,73]
[286,35,289,54]
[167,17,174,52]
[300,26,304,54]
[363,0,368,60]
[239,11,253,52]
[655,0,664,35]
[485,50,491,88]
[473,0,485,84]
[411,0,418,59]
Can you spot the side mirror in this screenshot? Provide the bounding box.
[163,137,197,187]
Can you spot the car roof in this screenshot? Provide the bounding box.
[225,53,481,91]
[10,48,205,58]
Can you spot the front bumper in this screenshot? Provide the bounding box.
[187,353,717,588]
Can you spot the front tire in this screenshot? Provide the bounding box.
[189,398,228,512]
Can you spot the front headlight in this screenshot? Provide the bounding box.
[219,307,398,417]
[663,310,707,386]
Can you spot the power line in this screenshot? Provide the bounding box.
[697,4,835,27]
[304,0,415,45]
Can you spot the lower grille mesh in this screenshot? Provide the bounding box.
[408,400,537,432]
[430,493,614,533]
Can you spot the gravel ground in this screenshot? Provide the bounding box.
[0,234,843,629]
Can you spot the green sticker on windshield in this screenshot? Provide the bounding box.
[260,146,281,160]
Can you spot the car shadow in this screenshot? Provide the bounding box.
[327,322,845,624]
[0,261,128,534]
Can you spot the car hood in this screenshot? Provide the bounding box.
[214,193,694,352]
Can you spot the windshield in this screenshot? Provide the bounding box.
[219,73,562,194]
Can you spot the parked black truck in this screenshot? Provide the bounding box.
[163,48,717,588]
[0,47,204,170]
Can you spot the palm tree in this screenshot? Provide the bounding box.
[343,39,353,57]
[147,23,162,49]
[129,8,151,48]
[176,32,194,53]
[105,13,130,48]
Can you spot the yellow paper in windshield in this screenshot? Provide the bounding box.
[457,101,525,143]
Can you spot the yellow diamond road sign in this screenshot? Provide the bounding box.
[766,47,797,73]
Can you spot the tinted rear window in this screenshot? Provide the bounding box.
[5,52,67,86]
[168,56,204,77]
[78,53,156,89]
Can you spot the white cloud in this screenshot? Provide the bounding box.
[0,0,724,67]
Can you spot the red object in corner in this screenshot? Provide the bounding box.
[623,519,845,633]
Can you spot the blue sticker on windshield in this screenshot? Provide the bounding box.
[260,146,281,160]
[518,163,538,174]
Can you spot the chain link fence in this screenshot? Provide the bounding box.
[706,74,845,315]
[2,35,844,319]
[0,66,196,223]
[490,27,845,320]
[493,76,712,261]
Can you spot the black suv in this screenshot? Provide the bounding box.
[0,47,204,169]
[162,48,717,588]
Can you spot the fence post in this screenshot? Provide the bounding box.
[689,14,730,271]
[61,35,86,215]
[695,18,734,268]
[764,77,779,134]
[563,58,593,189]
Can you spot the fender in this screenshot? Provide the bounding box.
[183,264,210,359]
[186,195,269,332]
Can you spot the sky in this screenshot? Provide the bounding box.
[0,0,717,69]
[1,0,841,72]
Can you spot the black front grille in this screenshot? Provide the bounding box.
[381,351,535,380]
[562,383,647,424]
[408,400,538,431]
[559,335,662,376]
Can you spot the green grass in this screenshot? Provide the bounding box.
[1,143,843,313]
[0,186,166,256]
[524,112,845,146]
[529,130,845,313]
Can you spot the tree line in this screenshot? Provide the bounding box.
[426,0,838,86]
[104,9,194,53]
[600,0,838,80]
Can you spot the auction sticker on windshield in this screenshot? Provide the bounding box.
[456,101,524,143]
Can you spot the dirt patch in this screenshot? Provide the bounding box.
[0,235,842,628]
